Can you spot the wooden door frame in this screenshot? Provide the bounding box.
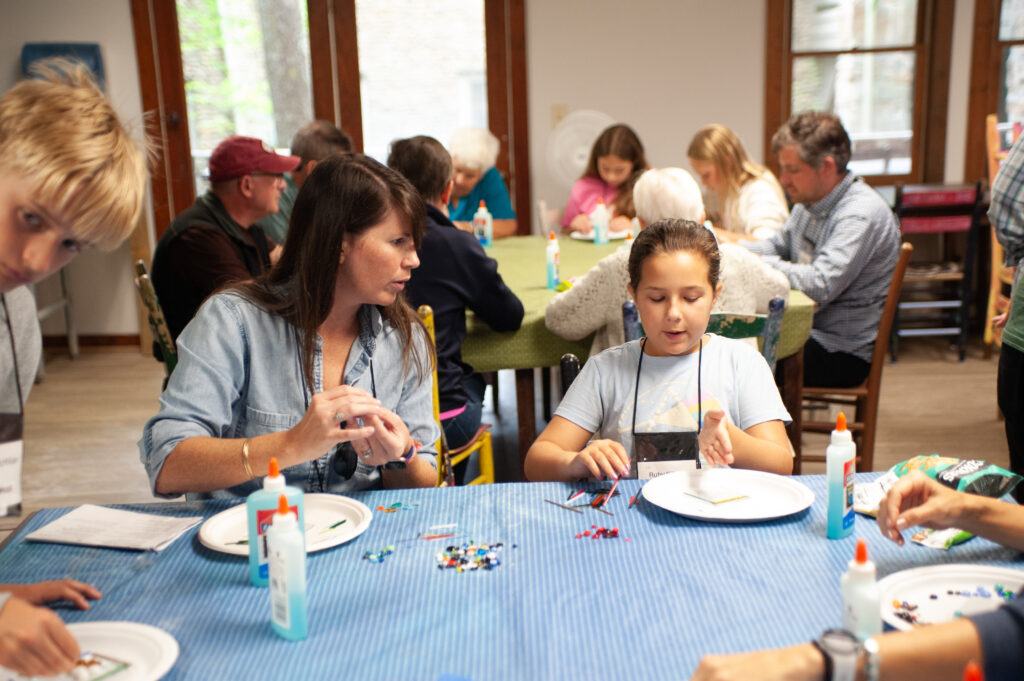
[132,0,531,241]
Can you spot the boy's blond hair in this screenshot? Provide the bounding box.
[0,59,148,250]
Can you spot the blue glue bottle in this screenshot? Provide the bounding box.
[246,456,304,587]
[826,412,856,539]
[545,231,560,289]
[267,494,308,640]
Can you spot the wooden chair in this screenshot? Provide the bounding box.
[890,183,983,362]
[133,260,177,379]
[622,296,786,371]
[983,114,1020,358]
[801,243,913,472]
[418,305,495,486]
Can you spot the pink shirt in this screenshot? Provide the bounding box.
[560,176,620,227]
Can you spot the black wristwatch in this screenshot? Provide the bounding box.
[812,629,861,681]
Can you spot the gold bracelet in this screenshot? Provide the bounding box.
[241,438,256,479]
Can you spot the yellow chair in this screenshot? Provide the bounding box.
[418,305,495,486]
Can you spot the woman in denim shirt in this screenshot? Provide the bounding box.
[141,155,439,498]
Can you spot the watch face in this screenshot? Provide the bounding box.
[821,629,860,654]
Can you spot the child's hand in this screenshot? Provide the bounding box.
[609,215,632,233]
[569,213,592,235]
[571,439,630,480]
[698,409,734,467]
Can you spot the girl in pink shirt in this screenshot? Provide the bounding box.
[561,124,648,234]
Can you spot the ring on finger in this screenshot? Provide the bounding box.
[333,411,345,423]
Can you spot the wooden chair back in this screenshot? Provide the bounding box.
[984,114,1020,356]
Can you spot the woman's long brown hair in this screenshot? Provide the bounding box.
[235,154,430,391]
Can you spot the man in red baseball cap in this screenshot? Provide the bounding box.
[151,135,299,344]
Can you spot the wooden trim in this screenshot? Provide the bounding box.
[129,0,169,233]
[921,0,954,183]
[333,0,363,152]
[308,0,337,124]
[484,0,530,235]
[149,0,194,237]
[965,0,999,184]
[764,0,788,173]
[790,45,920,58]
[43,335,142,348]
[508,0,531,236]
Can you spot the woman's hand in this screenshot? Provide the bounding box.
[699,409,735,467]
[0,597,80,677]
[284,385,379,466]
[876,470,963,546]
[2,580,100,610]
[351,407,412,467]
[570,439,630,480]
[568,213,592,235]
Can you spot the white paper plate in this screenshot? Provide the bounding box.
[569,229,630,241]
[0,622,179,681]
[877,563,1024,630]
[641,468,815,522]
[198,493,372,556]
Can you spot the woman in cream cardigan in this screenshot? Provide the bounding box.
[544,167,790,356]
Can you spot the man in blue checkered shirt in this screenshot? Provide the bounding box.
[746,112,900,388]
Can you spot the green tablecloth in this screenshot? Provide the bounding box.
[461,235,813,371]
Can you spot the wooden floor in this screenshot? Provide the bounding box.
[7,336,1009,536]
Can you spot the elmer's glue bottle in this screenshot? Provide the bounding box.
[826,412,855,539]
[590,199,610,245]
[546,231,560,289]
[840,538,881,640]
[247,457,304,587]
[473,200,493,248]
[267,494,308,640]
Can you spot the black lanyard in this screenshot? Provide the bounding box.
[1,294,25,416]
[313,358,376,488]
[630,336,703,469]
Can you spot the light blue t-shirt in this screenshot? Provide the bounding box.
[448,166,516,221]
[555,336,791,471]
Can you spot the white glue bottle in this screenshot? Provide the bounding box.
[826,412,855,539]
[590,199,610,245]
[841,538,881,640]
[246,456,304,587]
[473,200,493,248]
[268,494,308,641]
[546,231,560,289]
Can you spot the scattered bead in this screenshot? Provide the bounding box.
[363,545,395,563]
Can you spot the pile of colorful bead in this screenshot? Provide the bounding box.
[436,541,503,571]
[575,525,620,539]
[363,545,395,563]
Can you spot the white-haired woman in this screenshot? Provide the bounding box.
[544,168,789,356]
[447,127,517,238]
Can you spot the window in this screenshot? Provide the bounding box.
[765,0,952,184]
[177,0,314,196]
[131,0,530,236]
[996,0,1024,149]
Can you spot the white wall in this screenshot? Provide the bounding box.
[0,0,978,336]
[0,0,147,337]
[526,0,769,214]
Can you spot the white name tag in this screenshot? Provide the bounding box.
[0,438,23,516]
[637,458,697,480]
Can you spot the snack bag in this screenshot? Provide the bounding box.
[892,455,1022,498]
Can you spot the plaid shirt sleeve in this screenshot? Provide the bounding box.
[991,133,1024,268]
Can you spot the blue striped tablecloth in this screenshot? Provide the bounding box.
[1,475,1020,680]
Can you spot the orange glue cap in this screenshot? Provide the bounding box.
[836,412,847,432]
[269,457,280,477]
[855,537,868,564]
[963,661,983,681]
[549,231,556,240]
[277,494,289,515]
